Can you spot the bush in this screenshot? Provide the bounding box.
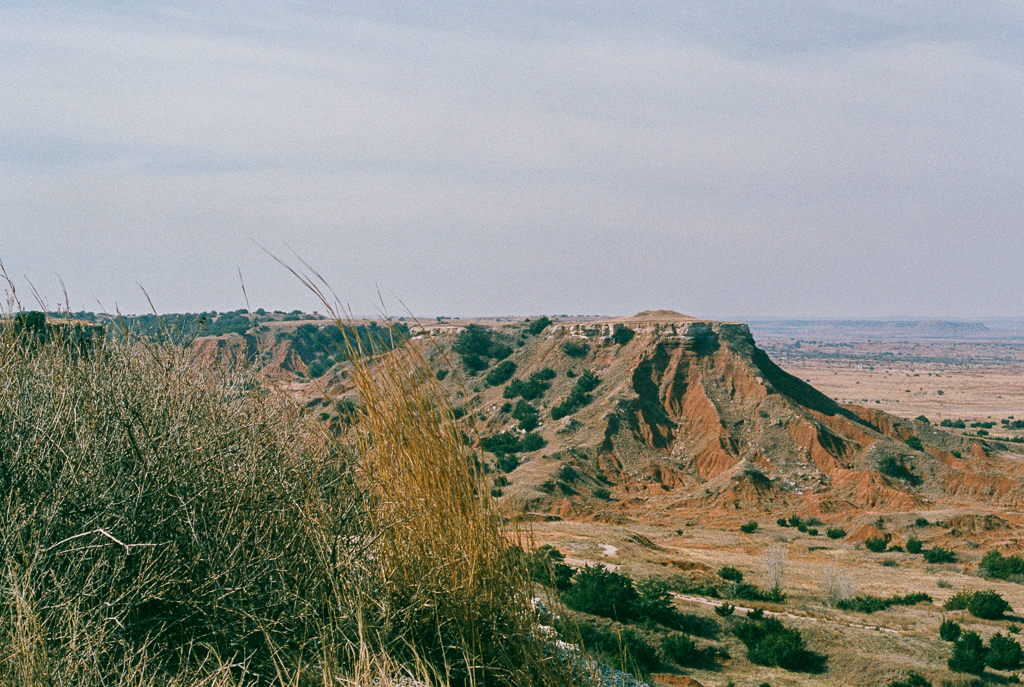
[915,517,930,527]
[527,316,551,335]
[715,603,735,617]
[806,527,818,536]
[528,545,575,591]
[592,487,611,500]
[496,454,520,473]
[865,537,889,553]
[562,565,640,621]
[877,455,921,484]
[740,521,759,534]
[435,368,449,381]
[661,632,717,669]
[718,566,744,583]
[906,436,924,451]
[906,537,923,554]
[949,631,986,675]
[837,592,931,613]
[987,632,1023,670]
[940,619,962,642]
[923,547,956,564]
[826,527,846,539]
[788,515,802,527]
[511,400,540,431]
[944,591,973,611]
[733,618,826,672]
[484,360,517,386]
[551,372,601,419]
[969,590,1012,620]
[777,518,789,527]
[519,431,546,452]
[562,340,590,358]
[888,672,931,687]
[612,327,636,346]
[980,550,1024,581]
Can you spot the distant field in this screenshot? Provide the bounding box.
[750,320,1024,429]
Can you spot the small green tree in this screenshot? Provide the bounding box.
[562,565,639,621]
[939,619,961,642]
[906,537,923,554]
[986,632,1022,670]
[865,537,889,553]
[968,590,1011,620]
[740,521,759,534]
[948,631,986,675]
[923,547,956,564]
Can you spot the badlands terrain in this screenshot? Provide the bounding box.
[71,309,1024,686]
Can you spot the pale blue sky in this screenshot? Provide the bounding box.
[2,2,1022,318]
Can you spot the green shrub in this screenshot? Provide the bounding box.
[733,618,826,672]
[949,631,986,675]
[923,547,956,564]
[837,592,931,613]
[987,632,1023,670]
[788,515,802,527]
[969,590,1011,619]
[826,527,846,539]
[944,591,973,611]
[592,487,611,500]
[906,537,923,554]
[888,672,931,687]
[940,619,962,642]
[484,360,517,386]
[915,517,930,527]
[634,578,678,626]
[806,527,818,536]
[519,432,545,452]
[562,565,640,621]
[777,518,789,527]
[511,400,540,431]
[551,372,601,419]
[528,545,575,591]
[877,455,921,484]
[661,632,717,669]
[612,327,636,346]
[562,340,590,358]
[569,622,660,676]
[714,603,735,617]
[865,537,889,553]
[496,454,520,473]
[980,550,1024,580]
[718,566,744,583]
[740,521,759,534]
[503,371,554,400]
[527,316,551,335]
[906,436,924,451]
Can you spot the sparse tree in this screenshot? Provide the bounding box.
[820,565,855,606]
[766,544,787,595]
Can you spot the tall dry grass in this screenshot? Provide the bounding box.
[0,311,573,687]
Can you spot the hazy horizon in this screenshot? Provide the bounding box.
[3,3,1022,319]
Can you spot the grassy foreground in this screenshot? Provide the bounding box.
[0,315,572,687]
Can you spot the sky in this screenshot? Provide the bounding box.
[2,2,1023,319]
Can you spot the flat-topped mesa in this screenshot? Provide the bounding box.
[551,312,753,351]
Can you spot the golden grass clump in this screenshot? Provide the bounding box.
[0,311,573,687]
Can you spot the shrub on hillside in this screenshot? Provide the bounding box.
[826,527,846,539]
[733,618,826,672]
[528,545,575,591]
[485,360,517,386]
[888,672,931,687]
[923,547,956,564]
[661,632,717,669]
[940,619,962,642]
[569,623,660,676]
[718,566,744,583]
[980,550,1024,581]
[877,455,921,484]
[865,537,889,553]
[562,565,640,621]
[527,316,551,335]
[906,537,923,554]
[740,521,759,534]
[948,631,986,675]
[551,371,602,419]
[906,436,924,451]
[987,632,1023,670]
[969,590,1012,620]
[715,603,735,617]
[562,340,590,358]
[511,400,540,431]
[612,327,636,346]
